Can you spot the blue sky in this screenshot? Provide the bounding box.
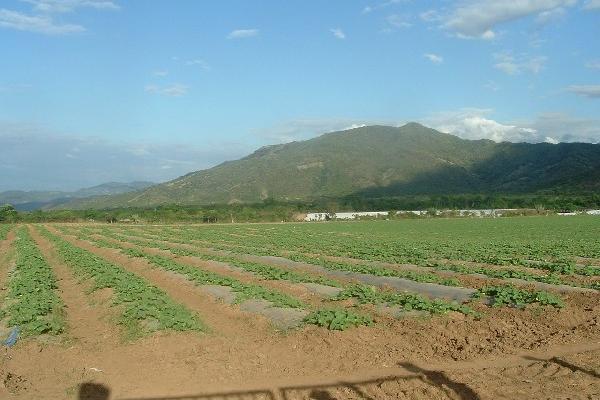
[1,0,599,190]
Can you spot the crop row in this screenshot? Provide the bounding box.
[0,227,64,336]
[57,226,309,306]
[109,226,596,290]
[67,226,568,313]
[99,227,464,288]
[52,228,384,328]
[61,227,341,294]
[0,224,13,241]
[127,220,600,276]
[37,226,205,336]
[88,232,482,316]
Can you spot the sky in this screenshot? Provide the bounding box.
[1,0,599,191]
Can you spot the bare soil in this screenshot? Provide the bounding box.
[0,225,599,399]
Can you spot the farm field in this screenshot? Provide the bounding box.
[0,216,599,399]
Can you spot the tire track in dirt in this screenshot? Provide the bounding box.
[28,225,120,347]
[46,225,281,338]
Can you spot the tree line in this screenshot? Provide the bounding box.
[2,193,600,224]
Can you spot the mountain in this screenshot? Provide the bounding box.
[1,182,154,211]
[58,123,600,209]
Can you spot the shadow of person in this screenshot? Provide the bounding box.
[399,362,481,400]
[78,382,111,400]
[523,356,600,378]
[309,389,336,400]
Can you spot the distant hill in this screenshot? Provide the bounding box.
[1,182,154,211]
[59,123,600,209]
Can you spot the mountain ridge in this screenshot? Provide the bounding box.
[1,181,155,211]
[56,123,600,210]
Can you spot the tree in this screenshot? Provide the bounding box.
[0,204,18,223]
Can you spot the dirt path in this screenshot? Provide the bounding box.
[110,341,600,399]
[0,228,16,292]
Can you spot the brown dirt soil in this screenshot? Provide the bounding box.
[0,224,599,399]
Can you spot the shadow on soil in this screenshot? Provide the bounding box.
[523,355,600,378]
[118,364,481,400]
[79,382,111,400]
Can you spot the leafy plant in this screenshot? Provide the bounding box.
[304,308,373,330]
[37,226,205,336]
[474,286,564,308]
[4,227,65,336]
[333,284,476,315]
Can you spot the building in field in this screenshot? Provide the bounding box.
[303,211,389,221]
[303,208,546,221]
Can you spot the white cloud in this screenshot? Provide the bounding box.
[0,8,84,34]
[0,124,251,191]
[227,29,259,39]
[153,70,168,77]
[583,0,600,10]
[535,6,566,24]
[185,59,210,70]
[424,108,537,142]
[420,10,442,22]
[567,85,600,98]
[362,0,407,14]
[1,0,117,35]
[254,118,399,143]
[385,14,412,29]
[493,52,547,75]
[527,113,600,143]
[330,28,346,39]
[343,123,367,130]
[422,108,600,143]
[424,53,443,64]
[484,81,500,91]
[22,0,119,13]
[442,0,577,39]
[585,60,600,70]
[144,83,189,97]
[0,83,33,93]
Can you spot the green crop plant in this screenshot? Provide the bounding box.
[37,226,205,336]
[0,224,13,241]
[304,308,373,330]
[474,285,564,308]
[333,284,476,316]
[3,227,65,336]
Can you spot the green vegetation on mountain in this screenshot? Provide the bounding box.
[0,181,154,211]
[59,123,600,209]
